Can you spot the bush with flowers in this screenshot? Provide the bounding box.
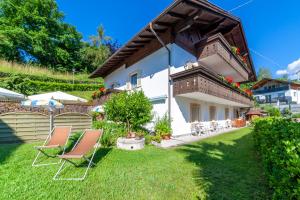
[92,86,107,99]
[220,75,253,98]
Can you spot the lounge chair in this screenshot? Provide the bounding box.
[32,126,72,167]
[53,129,103,181]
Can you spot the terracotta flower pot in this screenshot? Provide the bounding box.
[127,132,136,138]
[162,134,171,140]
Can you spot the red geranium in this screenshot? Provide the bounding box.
[231,47,241,55]
[99,87,106,92]
[236,48,241,55]
[235,82,240,88]
[225,76,233,84]
[244,89,252,96]
[242,56,247,63]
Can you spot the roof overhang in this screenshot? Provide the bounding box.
[90,0,256,81]
[251,78,300,90]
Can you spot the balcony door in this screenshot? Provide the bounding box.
[209,106,216,121]
[190,104,201,122]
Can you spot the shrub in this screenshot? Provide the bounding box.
[104,91,153,133]
[292,113,300,118]
[282,107,292,118]
[252,117,300,199]
[262,105,281,117]
[93,120,126,147]
[154,114,172,137]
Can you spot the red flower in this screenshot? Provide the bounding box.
[99,87,106,92]
[242,56,247,63]
[243,89,252,96]
[235,82,240,88]
[231,46,241,55]
[236,48,241,55]
[225,76,233,84]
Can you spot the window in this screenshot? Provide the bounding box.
[110,82,120,89]
[265,95,271,103]
[209,106,216,121]
[234,108,239,119]
[130,73,138,89]
[225,108,229,119]
[294,92,297,97]
[190,104,200,122]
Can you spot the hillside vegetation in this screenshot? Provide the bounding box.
[0,60,102,99]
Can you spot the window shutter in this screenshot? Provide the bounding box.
[137,69,142,87]
[126,75,131,90]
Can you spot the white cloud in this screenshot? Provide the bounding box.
[287,58,300,73]
[275,58,300,79]
[276,69,288,75]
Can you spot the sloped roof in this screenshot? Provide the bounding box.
[90,0,255,80]
[251,78,300,90]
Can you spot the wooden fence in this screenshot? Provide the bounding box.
[0,112,92,143]
[54,112,92,133]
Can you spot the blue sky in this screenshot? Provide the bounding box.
[57,0,300,78]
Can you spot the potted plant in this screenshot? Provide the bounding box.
[154,114,172,140]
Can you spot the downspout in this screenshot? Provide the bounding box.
[149,23,172,124]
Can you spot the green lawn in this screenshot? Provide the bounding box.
[0,128,270,200]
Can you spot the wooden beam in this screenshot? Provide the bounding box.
[127,44,144,48]
[132,40,151,44]
[173,10,203,33]
[167,11,187,19]
[155,21,173,27]
[139,35,155,39]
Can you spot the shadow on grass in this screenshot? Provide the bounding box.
[178,132,270,200]
[0,119,23,164]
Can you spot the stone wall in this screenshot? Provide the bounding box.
[0,100,94,115]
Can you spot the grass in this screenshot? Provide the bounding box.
[0,128,270,200]
[0,60,101,83]
[67,91,95,101]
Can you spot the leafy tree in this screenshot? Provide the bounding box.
[104,91,153,133]
[0,0,83,71]
[81,25,119,72]
[257,67,272,80]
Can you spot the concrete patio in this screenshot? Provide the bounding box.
[153,127,241,148]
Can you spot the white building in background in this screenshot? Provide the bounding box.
[90,0,256,136]
[252,78,300,105]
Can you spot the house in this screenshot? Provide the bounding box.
[252,78,300,105]
[90,0,256,136]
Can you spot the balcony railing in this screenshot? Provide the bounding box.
[256,96,292,104]
[171,66,253,107]
[253,85,289,95]
[196,33,250,82]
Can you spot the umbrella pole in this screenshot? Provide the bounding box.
[49,109,54,132]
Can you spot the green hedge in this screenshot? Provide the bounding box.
[0,71,101,84]
[26,80,101,92]
[252,117,300,199]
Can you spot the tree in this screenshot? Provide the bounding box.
[257,67,272,80]
[81,25,119,72]
[104,91,153,134]
[0,0,83,71]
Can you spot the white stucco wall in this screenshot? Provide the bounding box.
[104,43,241,136]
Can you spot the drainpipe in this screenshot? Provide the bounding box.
[149,23,172,123]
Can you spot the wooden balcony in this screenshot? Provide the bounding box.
[171,67,254,107]
[196,33,250,83]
